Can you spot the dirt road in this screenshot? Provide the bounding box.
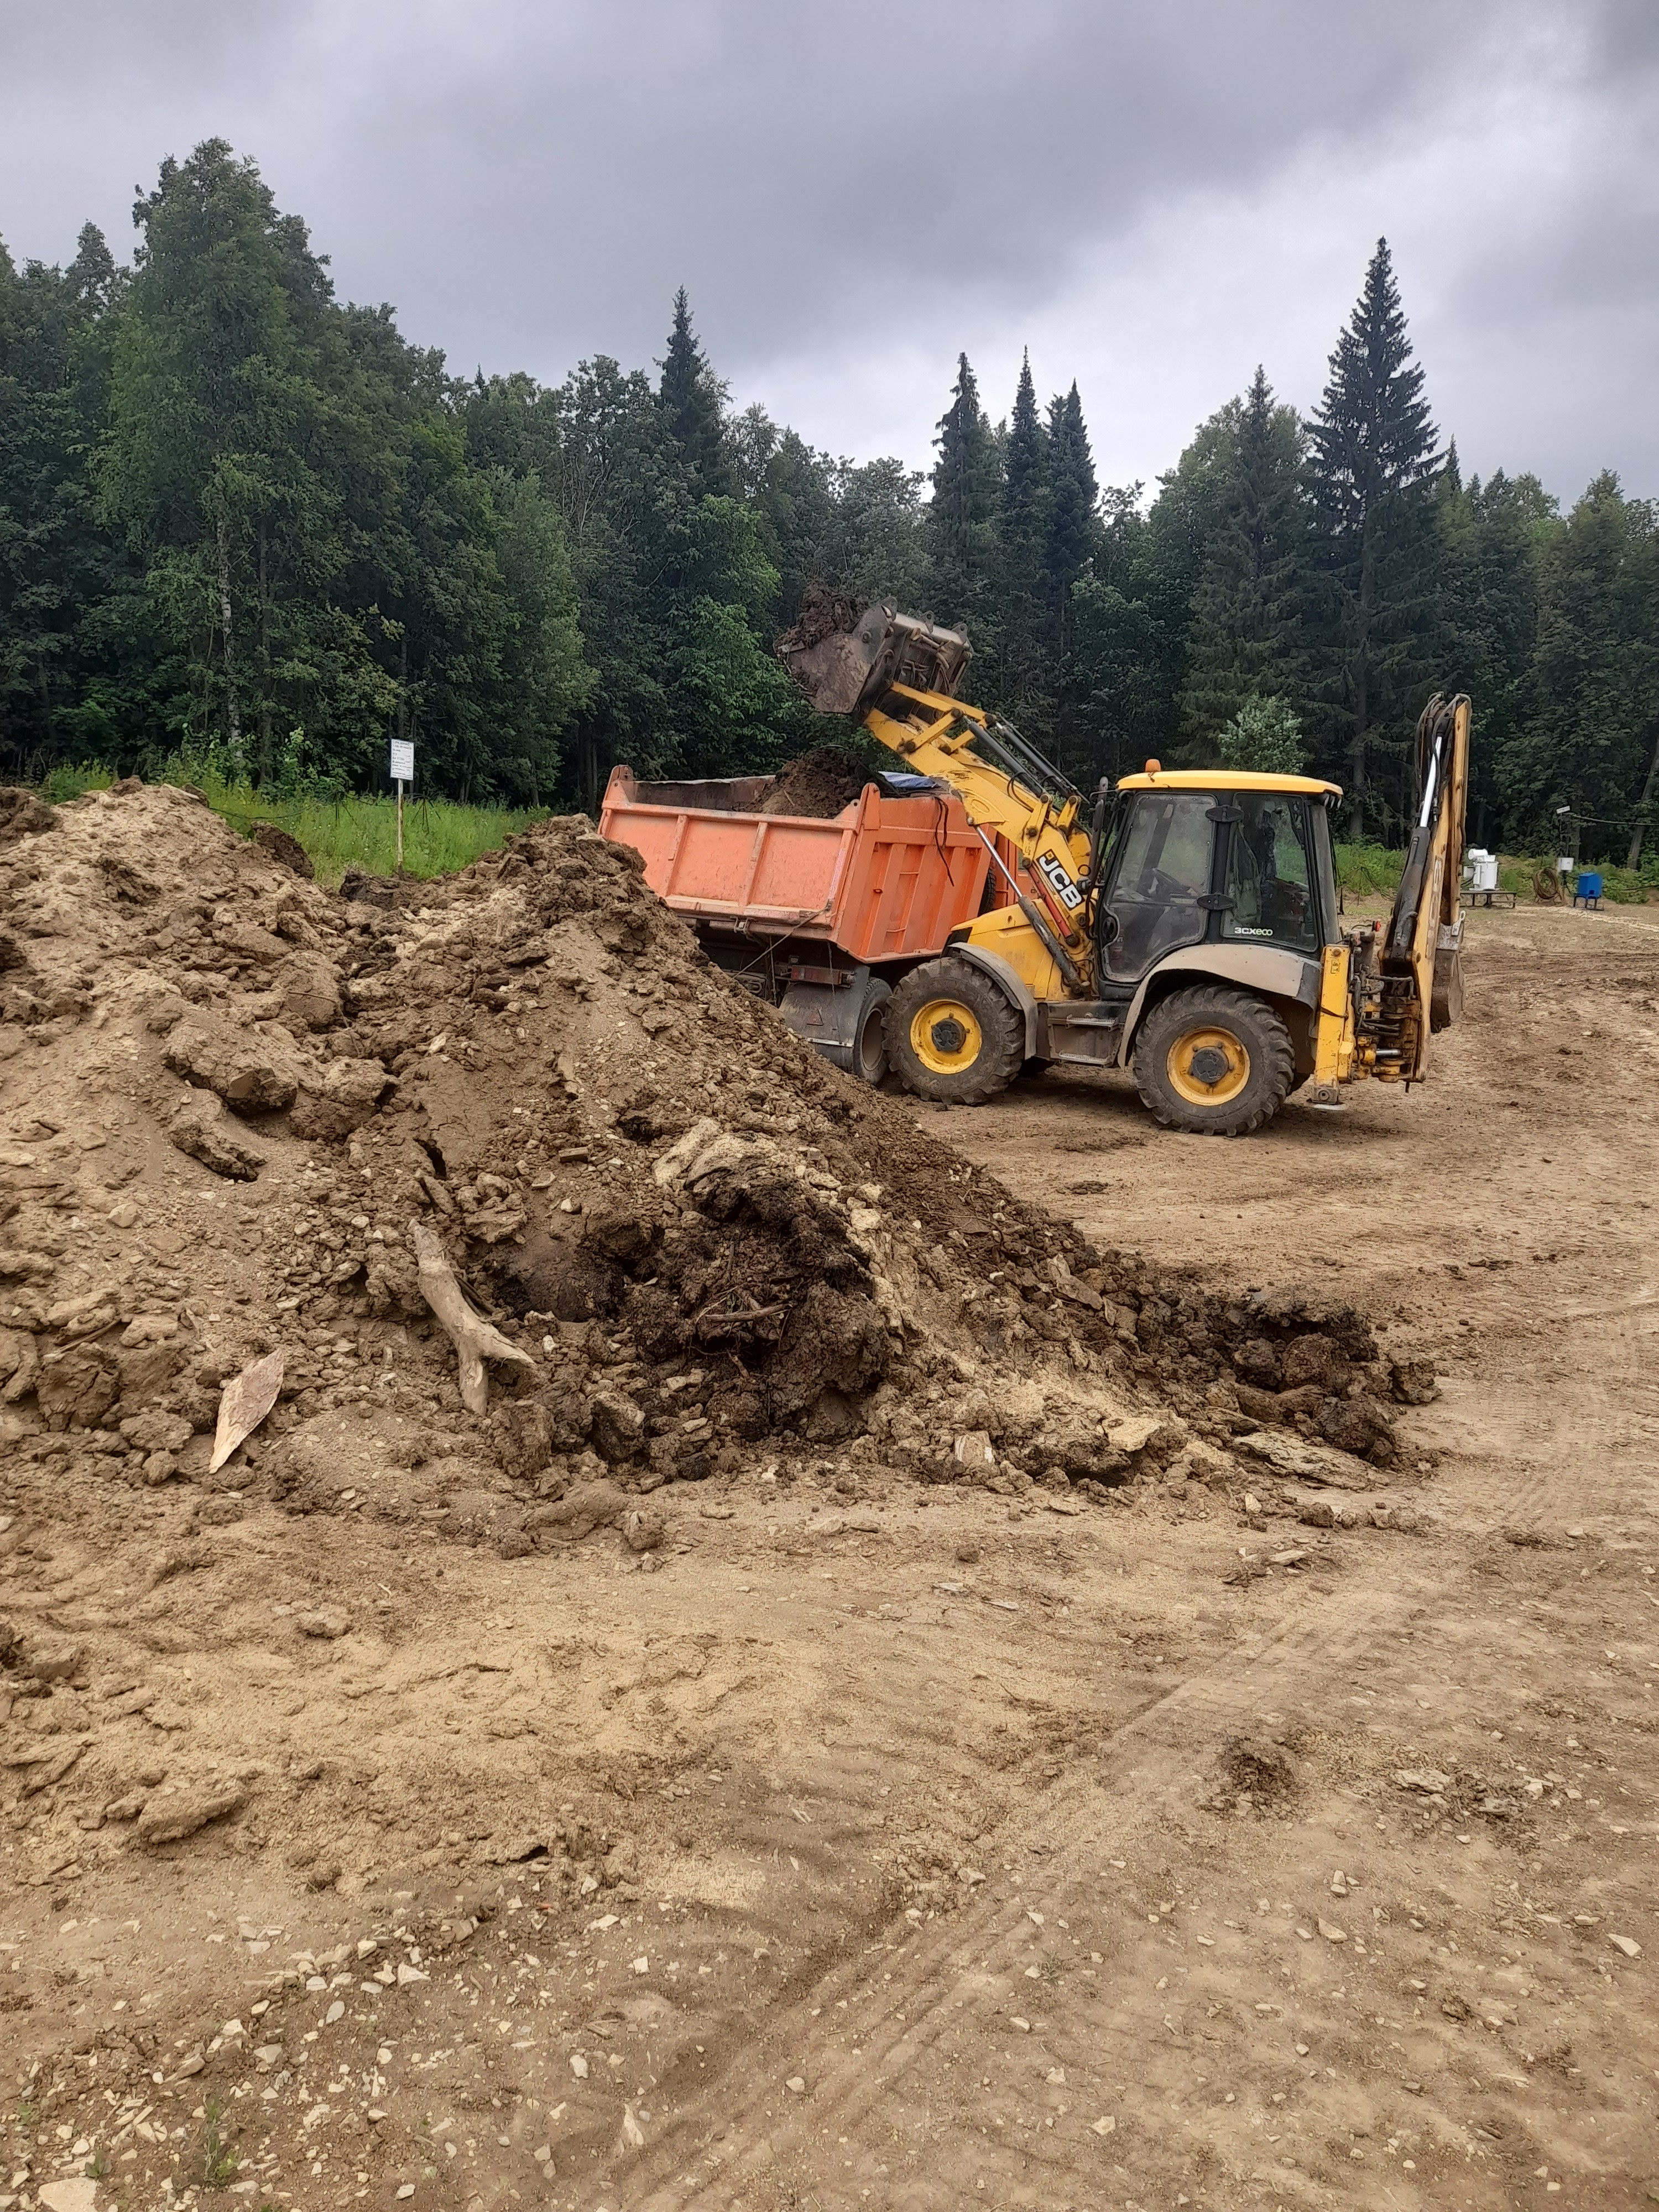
[4,891,1657,2212]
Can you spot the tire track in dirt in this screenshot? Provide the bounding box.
[602,906,1659,2206]
[612,1578,1433,2206]
[614,1279,1659,2207]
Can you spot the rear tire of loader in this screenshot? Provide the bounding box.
[885,959,1025,1105]
[1132,984,1294,1137]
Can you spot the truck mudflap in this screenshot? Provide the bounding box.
[778,966,893,1085]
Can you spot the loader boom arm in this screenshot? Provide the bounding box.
[777,601,1095,981]
[868,687,1088,880]
[861,686,1095,985]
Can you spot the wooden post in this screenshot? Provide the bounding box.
[389,737,414,871]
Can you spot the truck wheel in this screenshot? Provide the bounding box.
[852,978,891,1085]
[885,959,1024,1105]
[1132,985,1294,1136]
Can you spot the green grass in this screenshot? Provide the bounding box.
[35,759,1657,905]
[200,2093,241,2189]
[1585,863,1656,905]
[1499,854,1659,904]
[41,759,117,802]
[1340,843,1659,907]
[1333,842,1405,895]
[205,782,545,886]
[37,755,546,885]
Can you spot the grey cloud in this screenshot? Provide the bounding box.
[0,0,1525,338]
[0,0,1653,498]
[316,0,1528,362]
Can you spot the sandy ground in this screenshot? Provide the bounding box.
[4,896,1658,2212]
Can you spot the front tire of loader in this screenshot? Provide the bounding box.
[885,959,1025,1105]
[1132,984,1294,1137]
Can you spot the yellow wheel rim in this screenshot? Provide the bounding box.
[1166,1024,1250,1107]
[910,998,983,1076]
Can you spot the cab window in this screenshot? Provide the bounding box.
[1100,792,1215,981]
[1223,795,1320,952]
[1117,792,1213,899]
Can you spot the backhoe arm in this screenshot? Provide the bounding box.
[1384,693,1470,1078]
[1343,693,1471,1085]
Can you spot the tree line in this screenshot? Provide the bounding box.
[2,139,1655,862]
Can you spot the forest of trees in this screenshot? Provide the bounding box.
[2,139,1656,862]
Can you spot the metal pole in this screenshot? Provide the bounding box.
[396,780,404,874]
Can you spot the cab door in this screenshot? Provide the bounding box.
[1216,793,1326,955]
[1097,792,1219,984]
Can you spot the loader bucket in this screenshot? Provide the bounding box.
[779,593,973,718]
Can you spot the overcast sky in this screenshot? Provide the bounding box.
[2,1,1655,505]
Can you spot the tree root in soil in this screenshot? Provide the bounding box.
[410,1219,536,1413]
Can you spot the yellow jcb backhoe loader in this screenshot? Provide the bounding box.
[780,602,1469,1136]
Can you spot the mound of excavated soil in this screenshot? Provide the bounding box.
[0,779,1418,1890]
[758,744,874,821]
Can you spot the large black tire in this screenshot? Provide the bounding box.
[851,977,891,1085]
[885,958,1025,1105]
[1131,984,1295,1137]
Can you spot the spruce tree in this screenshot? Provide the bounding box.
[1180,366,1306,740]
[657,288,733,495]
[1499,472,1659,857]
[1078,404,1241,776]
[990,351,1048,723]
[1305,238,1441,838]
[924,352,998,629]
[0,227,133,774]
[1433,463,1555,846]
[1042,382,1099,666]
[67,222,120,314]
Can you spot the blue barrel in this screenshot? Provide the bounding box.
[1576,871,1604,901]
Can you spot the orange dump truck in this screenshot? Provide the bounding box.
[598,764,994,1081]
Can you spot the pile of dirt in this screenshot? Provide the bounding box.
[776,580,864,656]
[758,743,873,820]
[0,778,1423,1884]
[0,779,1415,1485]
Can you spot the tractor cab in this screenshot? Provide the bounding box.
[1095,770,1343,985]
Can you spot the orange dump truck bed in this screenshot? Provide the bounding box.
[598,766,990,963]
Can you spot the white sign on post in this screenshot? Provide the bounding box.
[389,738,415,875]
